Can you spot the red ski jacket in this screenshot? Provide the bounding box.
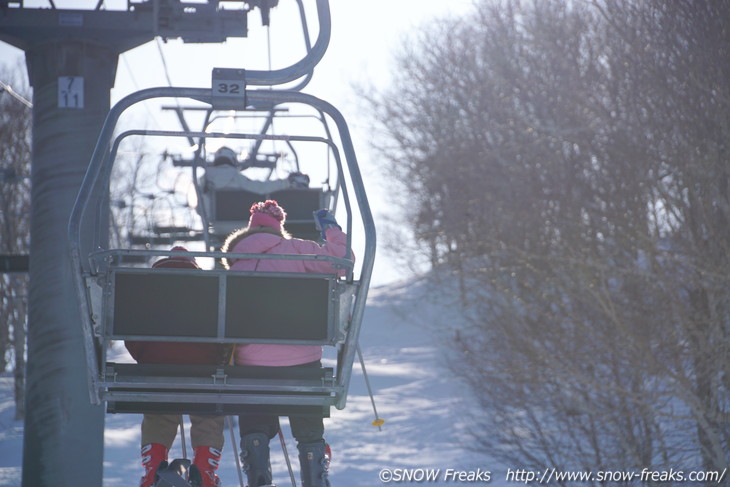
[124,255,227,365]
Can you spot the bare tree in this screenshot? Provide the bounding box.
[109,138,200,252]
[370,0,729,481]
[0,62,31,420]
[592,0,730,471]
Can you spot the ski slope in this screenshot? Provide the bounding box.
[0,277,504,486]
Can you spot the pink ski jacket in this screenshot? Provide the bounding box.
[227,227,352,366]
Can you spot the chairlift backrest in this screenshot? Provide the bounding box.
[211,187,331,240]
[110,268,351,345]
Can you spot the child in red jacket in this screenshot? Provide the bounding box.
[125,247,226,487]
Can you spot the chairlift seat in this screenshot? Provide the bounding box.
[212,188,262,222]
[270,188,325,240]
[209,188,261,236]
[210,187,325,240]
[268,188,322,220]
[104,363,337,416]
[96,265,354,414]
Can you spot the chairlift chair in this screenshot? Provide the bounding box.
[69,85,374,417]
[68,0,375,417]
[191,106,340,243]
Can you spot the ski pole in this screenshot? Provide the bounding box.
[225,348,246,487]
[179,417,188,459]
[278,428,298,487]
[357,345,385,431]
[227,416,246,487]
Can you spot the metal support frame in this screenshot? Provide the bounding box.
[103,363,342,416]
[104,125,343,250]
[69,87,376,412]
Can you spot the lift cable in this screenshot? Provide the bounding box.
[119,54,164,129]
[155,37,175,88]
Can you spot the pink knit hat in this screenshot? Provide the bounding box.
[248,200,286,230]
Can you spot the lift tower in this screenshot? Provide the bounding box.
[0,2,256,484]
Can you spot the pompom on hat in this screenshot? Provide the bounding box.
[248,200,287,231]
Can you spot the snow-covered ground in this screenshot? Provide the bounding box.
[0,278,506,486]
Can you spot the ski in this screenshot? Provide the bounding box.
[155,470,191,487]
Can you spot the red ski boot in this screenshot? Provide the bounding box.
[139,443,168,487]
[192,446,222,487]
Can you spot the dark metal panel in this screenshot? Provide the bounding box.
[224,274,330,340]
[111,270,220,338]
[0,254,29,273]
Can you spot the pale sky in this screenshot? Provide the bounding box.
[0,0,474,285]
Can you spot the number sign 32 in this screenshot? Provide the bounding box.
[211,68,246,109]
[215,81,243,95]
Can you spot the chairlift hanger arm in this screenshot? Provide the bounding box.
[246,0,330,87]
[170,105,197,148]
[245,109,276,164]
[284,0,315,92]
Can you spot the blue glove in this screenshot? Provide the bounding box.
[313,209,341,239]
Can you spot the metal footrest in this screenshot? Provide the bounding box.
[103,363,339,416]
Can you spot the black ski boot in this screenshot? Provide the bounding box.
[297,440,331,487]
[240,432,275,487]
[155,459,194,487]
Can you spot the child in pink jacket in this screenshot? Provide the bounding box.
[221,200,350,487]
